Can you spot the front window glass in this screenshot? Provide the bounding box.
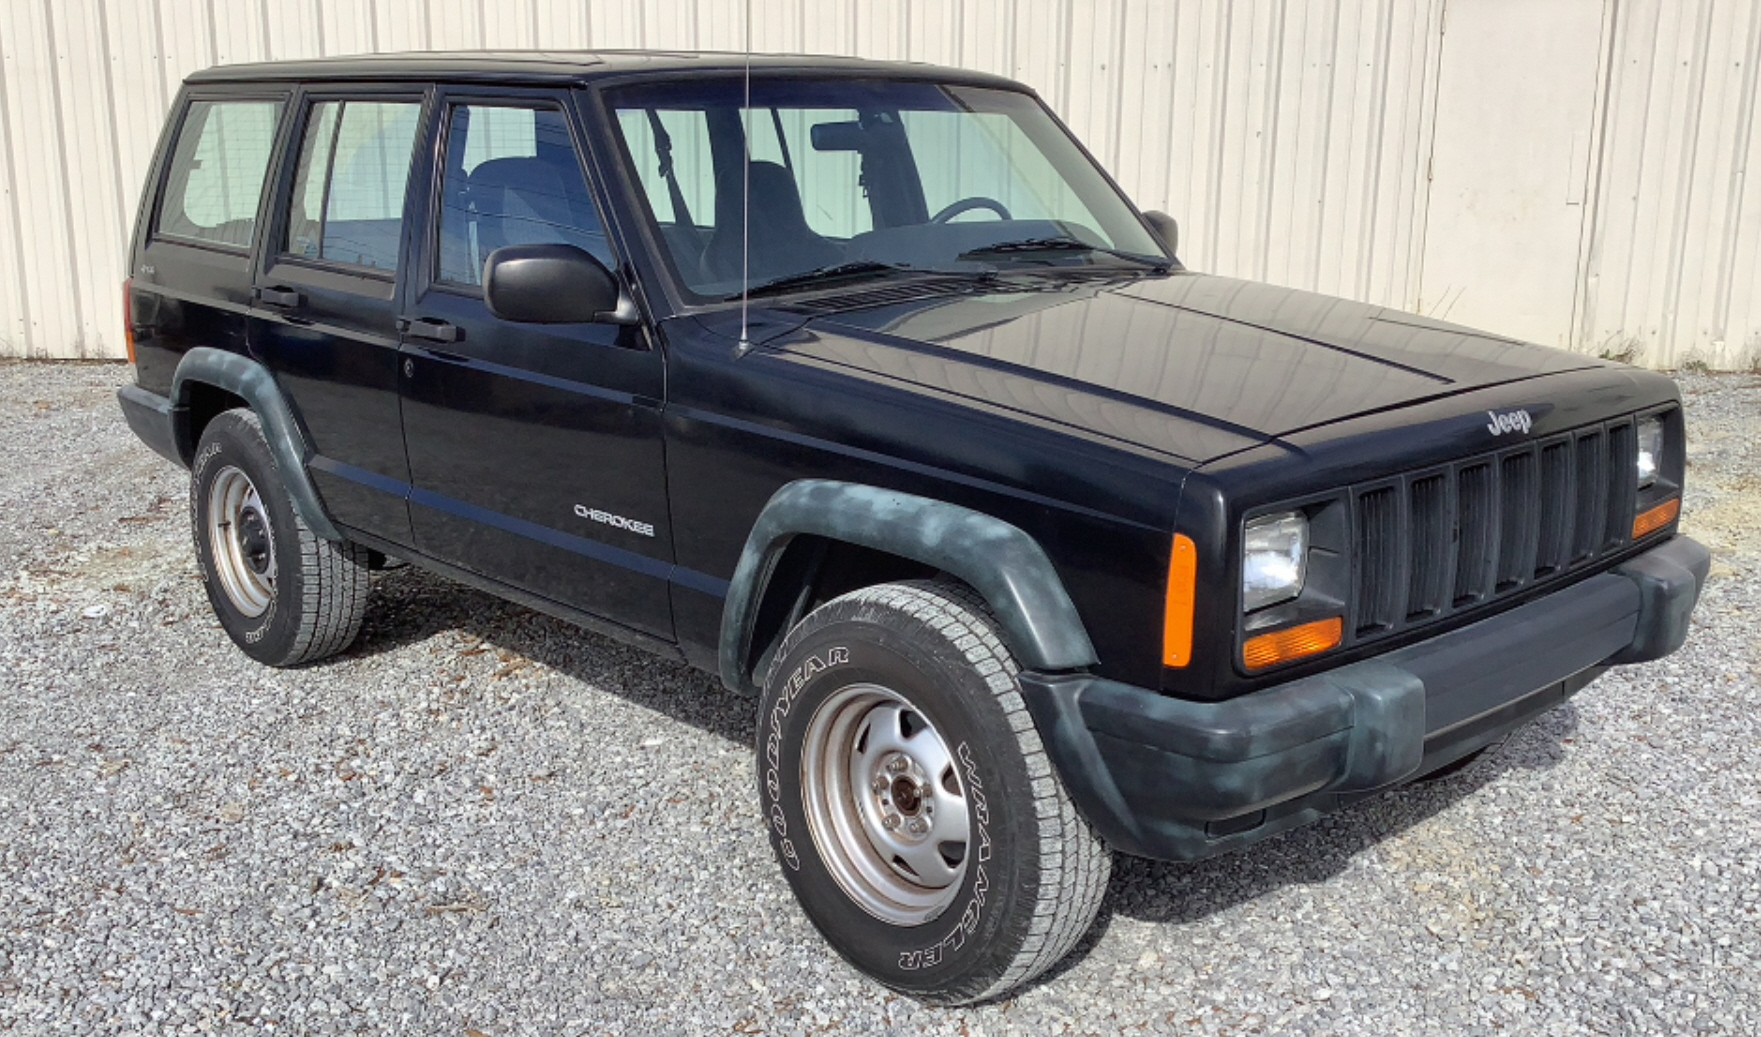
[607,78,1164,301]
[157,99,283,249]
[435,104,610,287]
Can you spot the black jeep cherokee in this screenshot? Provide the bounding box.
[116,51,1708,1004]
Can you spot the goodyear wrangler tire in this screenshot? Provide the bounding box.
[190,408,370,667]
[757,580,1110,1005]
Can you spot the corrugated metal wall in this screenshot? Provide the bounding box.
[0,0,1756,368]
[1574,0,1761,369]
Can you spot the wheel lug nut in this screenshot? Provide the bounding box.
[872,777,888,794]
[908,818,928,834]
[882,815,899,830]
[887,757,907,773]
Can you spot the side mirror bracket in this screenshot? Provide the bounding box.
[1142,210,1180,260]
[600,291,641,326]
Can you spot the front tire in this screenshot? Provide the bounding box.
[190,408,370,666]
[757,580,1110,1004]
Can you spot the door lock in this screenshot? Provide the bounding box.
[402,358,414,378]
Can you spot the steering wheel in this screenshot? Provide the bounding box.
[930,196,1013,223]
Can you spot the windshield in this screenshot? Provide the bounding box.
[605,77,1167,300]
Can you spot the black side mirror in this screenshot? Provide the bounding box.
[1142,210,1180,258]
[483,243,631,324]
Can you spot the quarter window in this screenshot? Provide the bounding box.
[156,99,283,249]
[435,104,609,287]
[283,100,422,272]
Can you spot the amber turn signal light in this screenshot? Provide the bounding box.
[1242,615,1343,670]
[1631,497,1679,539]
[1163,534,1197,667]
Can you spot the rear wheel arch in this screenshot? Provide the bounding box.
[720,480,1099,695]
[171,347,343,542]
[180,380,248,458]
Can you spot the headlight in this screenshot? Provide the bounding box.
[1636,416,1664,488]
[1242,512,1307,611]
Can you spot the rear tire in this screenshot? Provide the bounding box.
[190,408,370,666]
[757,580,1110,1005]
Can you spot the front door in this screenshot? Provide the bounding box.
[398,87,673,638]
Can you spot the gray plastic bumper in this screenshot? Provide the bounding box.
[1019,535,1711,862]
[116,383,184,466]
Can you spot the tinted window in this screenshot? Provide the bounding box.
[615,108,715,228]
[900,109,1105,231]
[608,79,1164,299]
[436,104,609,286]
[157,99,282,249]
[283,100,421,272]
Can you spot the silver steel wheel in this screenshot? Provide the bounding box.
[205,464,276,618]
[801,683,971,925]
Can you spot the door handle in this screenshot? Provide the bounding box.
[402,317,463,343]
[255,285,302,309]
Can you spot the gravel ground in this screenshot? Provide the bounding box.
[0,361,1756,1036]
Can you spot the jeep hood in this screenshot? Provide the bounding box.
[769,271,1603,463]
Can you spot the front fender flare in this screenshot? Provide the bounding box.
[172,347,343,543]
[720,479,1099,694]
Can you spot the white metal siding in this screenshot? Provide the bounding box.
[0,0,1756,367]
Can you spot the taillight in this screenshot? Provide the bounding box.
[122,278,136,364]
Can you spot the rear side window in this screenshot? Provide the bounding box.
[283,99,422,272]
[435,104,610,286]
[156,99,283,249]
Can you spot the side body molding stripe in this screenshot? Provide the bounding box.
[171,346,344,542]
[719,479,1099,693]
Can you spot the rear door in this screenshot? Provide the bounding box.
[397,85,673,637]
[251,85,430,544]
[132,89,289,395]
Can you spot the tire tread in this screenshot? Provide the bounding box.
[200,410,370,666]
[814,579,1111,1004]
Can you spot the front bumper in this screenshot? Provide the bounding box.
[1019,535,1711,862]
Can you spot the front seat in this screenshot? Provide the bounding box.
[701,160,844,286]
[468,156,604,262]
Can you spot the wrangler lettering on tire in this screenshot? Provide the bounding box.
[756,580,1110,1005]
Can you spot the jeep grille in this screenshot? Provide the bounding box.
[1349,416,1642,642]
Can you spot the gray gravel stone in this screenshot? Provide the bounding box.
[0,360,1757,1035]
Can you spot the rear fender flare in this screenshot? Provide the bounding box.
[171,347,343,543]
[720,479,1099,694]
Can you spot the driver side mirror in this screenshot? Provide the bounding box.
[1142,210,1180,258]
[483,243,635,325]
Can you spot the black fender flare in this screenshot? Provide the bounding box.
[719,479,1099,694]
[171,347,344,543]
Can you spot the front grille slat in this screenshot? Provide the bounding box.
[1606,421,1637,546]
[1453,461,1497,606]
[1496,449,1539,590]
[1572,430,1607,561]
[1355,486,1401,636]
[1535,441,1574,575]
[1345,413,1647,649]
[1406,474,1450,620]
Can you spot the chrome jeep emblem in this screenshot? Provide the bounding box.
[1485,409,1533,436]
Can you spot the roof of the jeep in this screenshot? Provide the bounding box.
[184,49,1025,91]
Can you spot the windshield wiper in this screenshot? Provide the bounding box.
[725,261,920,301]
[956,237,1171,271]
